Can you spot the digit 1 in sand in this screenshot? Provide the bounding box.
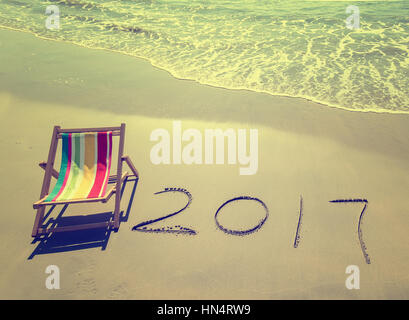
[293,195,303,248]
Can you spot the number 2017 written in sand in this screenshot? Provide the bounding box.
[132,188,371,265]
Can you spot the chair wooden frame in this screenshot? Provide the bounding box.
[32,123,139,237]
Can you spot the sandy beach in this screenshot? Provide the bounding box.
[0,28,408,299]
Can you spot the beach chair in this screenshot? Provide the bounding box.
[32,124,139,237]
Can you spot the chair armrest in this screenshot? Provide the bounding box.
[39,161,59,179]
[121,155,139,178]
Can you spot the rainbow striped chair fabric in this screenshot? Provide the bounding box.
[45,132,113,203]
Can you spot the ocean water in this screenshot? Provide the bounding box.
[0,0,408,113]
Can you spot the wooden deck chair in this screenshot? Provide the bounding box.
[32,124,139,237]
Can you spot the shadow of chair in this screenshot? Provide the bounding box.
[28,176,138,260]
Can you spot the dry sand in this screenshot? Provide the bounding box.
[0,28,408,299]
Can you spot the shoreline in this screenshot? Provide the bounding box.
[1,27,408,165]
[1,25,407,116]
